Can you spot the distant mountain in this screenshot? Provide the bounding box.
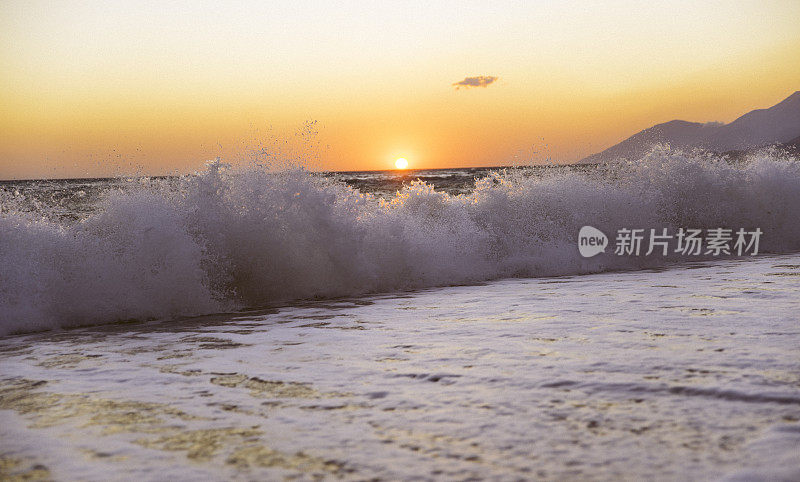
[581,91,800,163]
[784,134,800,149]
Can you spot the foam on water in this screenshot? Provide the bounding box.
[1,254,799,480]
[1,146,799,335]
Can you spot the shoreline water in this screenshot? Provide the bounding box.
[2,253,799,480]
[2,148,799,480]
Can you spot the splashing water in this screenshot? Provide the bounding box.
[1,146,799,335]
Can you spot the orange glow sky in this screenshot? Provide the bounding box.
[2,0,800,179]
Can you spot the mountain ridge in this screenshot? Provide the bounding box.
[581,91,800,163]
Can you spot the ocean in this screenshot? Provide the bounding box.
[1,147,799,480]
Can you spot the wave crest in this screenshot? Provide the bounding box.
[2,147,799,335]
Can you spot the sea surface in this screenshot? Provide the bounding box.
[1,148,799,480]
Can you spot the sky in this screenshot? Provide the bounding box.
[1,0,799,179]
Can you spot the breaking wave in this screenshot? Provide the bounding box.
[2,146,800,335]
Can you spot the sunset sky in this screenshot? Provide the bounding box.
[2,0,800,179]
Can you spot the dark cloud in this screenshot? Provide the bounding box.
[452,75,498,90]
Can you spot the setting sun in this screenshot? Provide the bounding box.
[395,158,409,170]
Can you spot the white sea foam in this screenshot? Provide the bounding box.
[1,254,798,479]
[1,146,799,335]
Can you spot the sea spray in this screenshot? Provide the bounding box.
[1,146,799,335]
